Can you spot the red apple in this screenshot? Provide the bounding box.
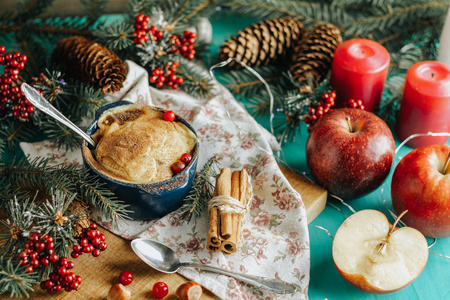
[306,108,395,199]
[333,209,428,294]
[391,144,450,238]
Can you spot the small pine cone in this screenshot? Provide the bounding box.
[52,36,126,94]
[290,24,342,94]
[219,17,304,68]
[67,200,91,238]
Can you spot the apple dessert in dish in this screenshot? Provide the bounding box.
[87,104,197,183]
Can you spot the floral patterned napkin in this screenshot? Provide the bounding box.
[20,61,310,300]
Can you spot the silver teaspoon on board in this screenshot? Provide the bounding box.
[20,83,97,148]
[131,238,297,294]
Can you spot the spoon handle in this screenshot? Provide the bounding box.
[20,83,96,147]
[180,263,297,294]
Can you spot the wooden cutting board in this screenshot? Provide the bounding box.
[26,166,326,299]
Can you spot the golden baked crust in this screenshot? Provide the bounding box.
[93,104,196,183]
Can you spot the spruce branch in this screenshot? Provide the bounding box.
[0,196,35,256]
[1,157,131,228]
[179,156,218,223]
[176,57,215,99]
[0,256,38,298]
[40,116,84,152]
[92,22,135,50]
[30,190,81,257]
[0,120,39,150]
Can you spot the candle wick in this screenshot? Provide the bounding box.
[432,73,435,78]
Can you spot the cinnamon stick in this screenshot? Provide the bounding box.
[221,170,249,254]
[207,175,221,250]
[218,168,232,240]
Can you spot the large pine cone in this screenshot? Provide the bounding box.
[219,17,305,68]
[52,36,126,94]
[290,24,342,94]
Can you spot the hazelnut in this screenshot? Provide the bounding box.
[176,281,202,300]
[107,283,131,300]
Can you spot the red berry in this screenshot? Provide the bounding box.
[187,53,195,60]
[329,91,336,99]
[156,81,164,88]
[119,271,133,286]
[25,265,33,273]
[20,259,28,266]
[70,281,79,290]
[135,13,144,23]
[152,282,169,298]
[75,275,82,283]
[49,253,58,263]
[71,251,79,259]
[58,267,68,276]
[64,273,74,283]
[171,161,186,174]
[19,54,27,62]
[83,245,92,253]
[13,52,20,59]
[92,249,101,257]
[45,280,54,290]
[73,245,82,252]
[59,257,68,266]
[67,261,75,269]
[163,110,176,122]
[40,281,46,290]
[30,234,39,241]
[30,258,39,268]
[80,238,89,246]
[188,37,196,45]
[180,153,192,164]
[53,284,62,292]
[0,46,5,53]
[19,251,27,259]
[156,31,164,39]
[5,53,12,60]
[176,77,184,85]
[86,229,97,239]
[99,242,108,251]
[29,251,38,259]
[91,236,101,246]
[99,234,106,241]
[40,257,50,266]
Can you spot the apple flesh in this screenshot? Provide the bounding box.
[306,108,395,199]
[332,209,428,294]
[391,144,450,238]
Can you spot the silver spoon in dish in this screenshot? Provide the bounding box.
[20,83,96,147]
[131,238,297,294]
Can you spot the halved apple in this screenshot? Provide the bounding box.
[332,209,428,294]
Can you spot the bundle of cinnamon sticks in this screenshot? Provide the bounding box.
[207,167,252,255]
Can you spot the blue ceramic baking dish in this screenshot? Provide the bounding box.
[81,100,199,220]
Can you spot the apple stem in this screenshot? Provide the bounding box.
[370,210,408,263]
[345,116,352,133]
[443,152,450,175]
[388,210,408,238]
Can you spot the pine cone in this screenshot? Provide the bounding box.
[290,24,342,94]
[52,36,126,94]
[67,200,91,238]
[219,17,305,68]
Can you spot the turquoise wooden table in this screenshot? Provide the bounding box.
[209,16,450,300]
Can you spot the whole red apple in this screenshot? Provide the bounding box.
[306,108,395,199]
[391,144,450,238]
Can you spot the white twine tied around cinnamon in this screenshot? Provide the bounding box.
[208,179,253,218]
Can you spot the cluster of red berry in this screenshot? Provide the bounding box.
[344,98,365,110]
[19,234,57,274]
[173,31,197,61]
[43,256,81,294]
[71,223,107,259]
[171,153,193,174]
[133,14,161,45]
[0,45,35,121]
[149,63,184,89]
[304,91,336,131]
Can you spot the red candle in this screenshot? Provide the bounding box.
[396,61,450,148]
[331,39,390,111]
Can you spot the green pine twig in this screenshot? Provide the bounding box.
[0,256,38,298]
[176,57,215,99]
[179,156,218,223]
